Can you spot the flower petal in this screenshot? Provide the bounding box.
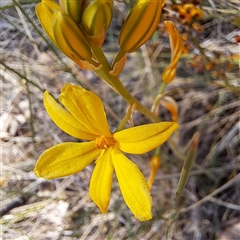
[89,148,114,213]
[59,84,111,137]
[112,147,152,221]
[35,141,100,179]
[44,91,98,140]
[114,122,178,154]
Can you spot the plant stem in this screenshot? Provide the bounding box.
[114,104,135,132]
[92,46,160,122]
[158,81,167,95]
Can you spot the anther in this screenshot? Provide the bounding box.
[95,135,115,149]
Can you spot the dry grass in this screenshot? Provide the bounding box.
[1,0,240,239]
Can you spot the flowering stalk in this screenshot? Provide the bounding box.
[36,0,160,122]
[152,21,182,119]
[33,0,185,221]
[149,21,182,187]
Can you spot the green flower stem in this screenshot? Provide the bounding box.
[154,146,161,156]
[151,81,167,113]
[158,81,167,95]
[114,104,134,132]
[92,46,160,123]
[152,82,168,161]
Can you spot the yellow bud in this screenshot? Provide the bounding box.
[59,0,87,24]
[162,67,177,84]
[52,11,101,70]
[36,0,61,45]
[119,0,163,53]
[162,21,183,83]
[81,0,113,46]
[111,0,163,76]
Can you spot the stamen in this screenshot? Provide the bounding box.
[95,135,115,149]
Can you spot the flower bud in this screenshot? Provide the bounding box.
[160,96,178,122]
[111,0,163,76]
[148,155,161,189]
[119,0,163,53]
[59,0,87,24]
[81,0,113,46]
[36,0,61,45]
[52,11,102,70]
[162,21,183,83]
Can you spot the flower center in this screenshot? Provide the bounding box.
[95,135,115,149]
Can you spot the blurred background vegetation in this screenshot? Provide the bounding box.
[1,0,239,239]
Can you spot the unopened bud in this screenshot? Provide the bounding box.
[36,0,62,45]
[59,0,87,24]
[160,96,178,122]
[148,155,161,189]
[81,0,113,46]
[111,0,163,76]
[52,11,101,70]
[162,21,183,83]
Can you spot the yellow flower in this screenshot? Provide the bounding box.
[35,84,178,221]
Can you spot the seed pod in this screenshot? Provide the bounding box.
[81,0,113,46]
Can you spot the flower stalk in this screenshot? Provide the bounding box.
[91,45,160,122]
[175,133,199,199]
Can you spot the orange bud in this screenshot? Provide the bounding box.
[192,22,204,32]
[162,21,183,84]
[160,96,178,122]
[148,155,161,189]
